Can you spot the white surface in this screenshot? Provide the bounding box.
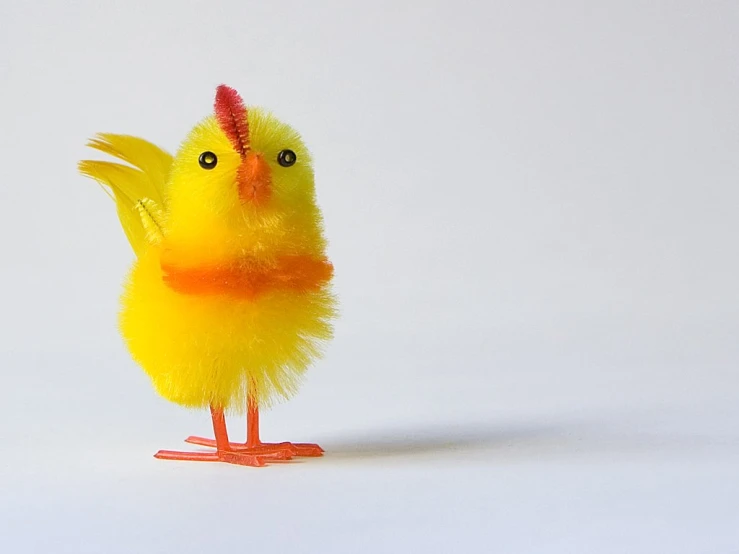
[1,1,739,552]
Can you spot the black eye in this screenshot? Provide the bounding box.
[277,149,297,167]
[199,151,218,169]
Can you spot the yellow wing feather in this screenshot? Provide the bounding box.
[79,135,173,256]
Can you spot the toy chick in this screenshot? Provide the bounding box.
[80,85,337,466]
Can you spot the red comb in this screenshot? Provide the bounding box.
[214,85,249,157]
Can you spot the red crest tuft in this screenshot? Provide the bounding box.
[214,85,250,157]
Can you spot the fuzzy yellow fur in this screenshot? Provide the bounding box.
[80,108,336,411]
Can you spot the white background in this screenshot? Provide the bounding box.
[1,1,738,552]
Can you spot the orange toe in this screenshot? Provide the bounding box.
[154,448,267,467]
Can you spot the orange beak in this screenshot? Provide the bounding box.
[214,84,271,205]
[238,152,271,205]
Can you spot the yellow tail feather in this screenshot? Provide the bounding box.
[79,134,173,256]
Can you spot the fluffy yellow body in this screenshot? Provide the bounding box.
[120,245,335,410]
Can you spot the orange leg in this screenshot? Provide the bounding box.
[185,395,324,458]
[155,405,288,466]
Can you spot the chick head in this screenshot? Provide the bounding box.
[164,85,324,261]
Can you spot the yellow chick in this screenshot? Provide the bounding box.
[79,85,337,466]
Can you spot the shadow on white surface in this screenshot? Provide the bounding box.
[323,417,739,462]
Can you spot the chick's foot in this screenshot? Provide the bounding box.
[184,436,324,457]
[154,448,289,467]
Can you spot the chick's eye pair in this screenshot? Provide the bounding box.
[199,151,217,169]
[277,149,297,167]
